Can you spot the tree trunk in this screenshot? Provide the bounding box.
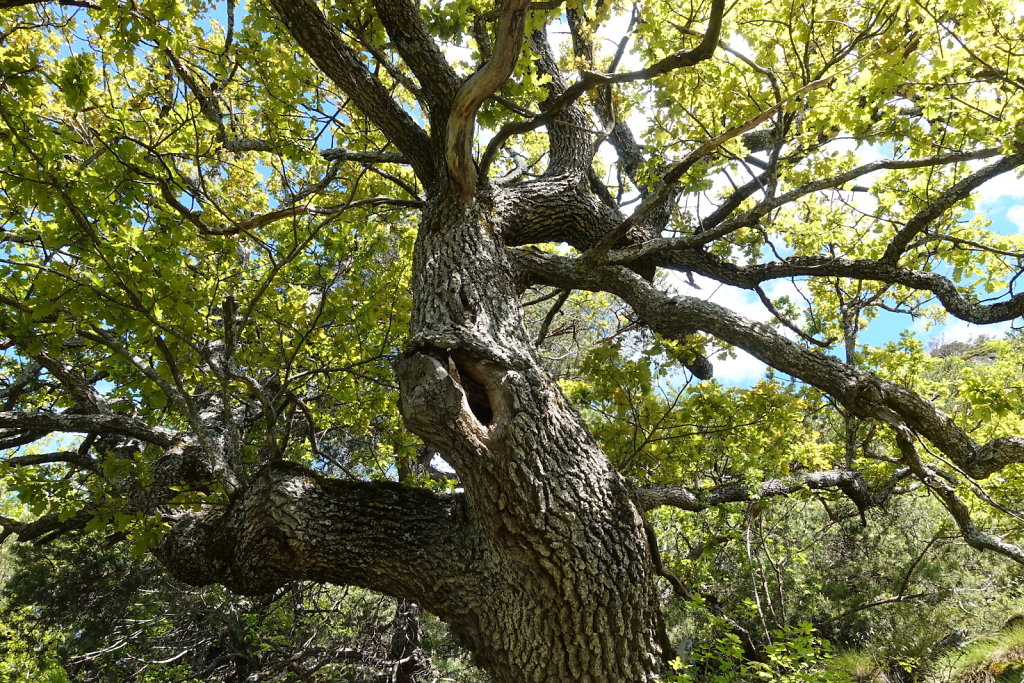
[156,190,668,680]
[393,192,667,680]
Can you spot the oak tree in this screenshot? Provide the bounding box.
[2,0,1024,679]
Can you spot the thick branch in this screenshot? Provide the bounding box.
[446,0,530,202]
[156,463,481,618]
[1,509,93,545]
[267,0,435,181]
[512,249,1024,479]
[528,28,593,174]
[3,450,94,468]
[0,410,176,447]
[33,350,110,415]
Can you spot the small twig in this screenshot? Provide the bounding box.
[753,285,832,348]
[535,289,570,346]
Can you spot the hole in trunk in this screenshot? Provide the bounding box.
[452,354,495,427]
[460,368,493,425]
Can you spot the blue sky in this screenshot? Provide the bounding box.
[662,168,1024,386]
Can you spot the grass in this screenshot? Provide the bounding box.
[929,627,1024,683]
[829,649,889,681]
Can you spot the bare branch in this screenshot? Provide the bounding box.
[816,593,931,627]
[586,77,835,260]
[0,410,176,447]
[3,450,94,468]
[535,289,570,346]
[882,151,1024,262]
[319,148,408,165]
[634,469,900,513]
[191,197,423,237]
[222,138,410,167]
[481,0,725,176]
[447,0,530,202]
[512,248,1024,480]
[894,427,1024,565]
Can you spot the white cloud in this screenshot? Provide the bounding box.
[548,16,571,57]
[1007,204,1024,233]
[763,278,807,306]
[727,34,756,62]
[598,11,643,71]
[664,271,771,323]
[920,319,1014,346]
[662,272,771,384]
[975,171,1024,207]
[712,348,768,385]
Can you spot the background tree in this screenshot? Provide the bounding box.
[1,0,1024,680]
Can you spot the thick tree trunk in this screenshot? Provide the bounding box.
[394,192,667,680]
[156,190,669,681]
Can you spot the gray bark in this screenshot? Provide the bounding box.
[7,0,1024,678]
[395,194,667,680]
[152,191,671,681]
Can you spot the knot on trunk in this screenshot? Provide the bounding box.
[157,510,233,588]
[396,348,510,451]
[157,465,314,595]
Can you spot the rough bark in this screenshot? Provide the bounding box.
[8,0,1024,679]
[151,191,672,681]
[394,193,667,680]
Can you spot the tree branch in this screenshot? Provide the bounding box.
[587,77,835,260]
[222,139,409,169]
[882,150,1024,262]
[446,0,530,202]
[615,147,1010,256]
[894,426,1024,565]
[634,469,901,513]
[156,463,481,617]
[267,0,435,182]
[2,450,94,468]
[613,249,1024,326]
[32,349,111,415]
[0,0,98,8]
[0,410,176,447]
[512,249,1024,479]
[372,0,460,113]
[527,27,594,175]
[481,0,725,177]
[0,509,93,545]
[188,197,423,237]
